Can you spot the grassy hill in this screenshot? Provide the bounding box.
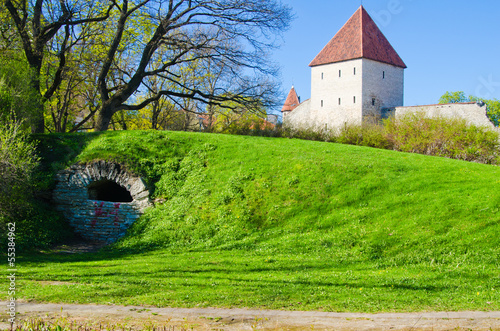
[14,130,500,312]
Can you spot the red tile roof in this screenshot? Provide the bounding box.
[309,6,406,68]
[282,86,300,112]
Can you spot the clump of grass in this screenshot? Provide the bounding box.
[12,317,190,330]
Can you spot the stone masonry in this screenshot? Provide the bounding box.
[395,102,496,130]
[53,161,151,243]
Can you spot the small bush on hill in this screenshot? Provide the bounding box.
[336,122,392,149]
[0,122,39,220]
[281,126,331,142]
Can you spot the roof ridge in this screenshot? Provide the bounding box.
[360,6,364,58]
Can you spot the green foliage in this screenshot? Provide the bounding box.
[438,91,469,104]
[0,55,41,128]
[0,123,74,251]
[0,122,40,219]
[484,99,500,126]
[384,112,500,163]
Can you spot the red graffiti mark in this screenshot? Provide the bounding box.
[112,202,121,226]
[92,201,107,227]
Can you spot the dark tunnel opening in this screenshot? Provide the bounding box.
[87,179,133,202]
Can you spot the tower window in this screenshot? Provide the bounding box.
[383,71,385,79]
[338,98,341,105]
[321,100,324,107]
[353,67,356,75]
[321,72,324,80]
[353,96,356,104]
[339,70,342,77]
[372,98,376,106]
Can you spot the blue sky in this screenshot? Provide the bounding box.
[272,0,500,111]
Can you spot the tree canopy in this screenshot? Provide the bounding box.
[1,0,293,132]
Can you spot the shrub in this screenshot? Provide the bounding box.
[280,113,499,165]
[0,123,75,251]
[0,122,40,219]
[336,122,391,149]
[385,112,500,164]
[281,126,332,142]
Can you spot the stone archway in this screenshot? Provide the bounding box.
[53,161,151,243]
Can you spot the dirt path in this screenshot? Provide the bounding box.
[2,301,500,330]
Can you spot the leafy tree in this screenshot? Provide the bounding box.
[438,91,469,104]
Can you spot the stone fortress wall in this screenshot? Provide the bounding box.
[285,101,497,132]
[394,102,496,130]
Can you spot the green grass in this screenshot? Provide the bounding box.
[9,130,500,312]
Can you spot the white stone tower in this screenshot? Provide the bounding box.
[284,6,406,130]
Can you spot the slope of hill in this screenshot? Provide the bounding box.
[18,130,500,312]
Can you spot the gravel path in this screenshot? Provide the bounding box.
[2,301,500,330]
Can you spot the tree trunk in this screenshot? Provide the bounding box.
[120,111,127,130]
[30,74,45,133]
[151,101,159,130]
[95,105,115,131]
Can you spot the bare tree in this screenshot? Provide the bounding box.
[93,0,292,131]
[3,0,113,132]
[3,1,291,132]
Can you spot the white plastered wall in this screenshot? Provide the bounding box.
[310,59,363,129]
[362,59,404,118]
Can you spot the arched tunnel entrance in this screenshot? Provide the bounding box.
[88,179,133,202]
[53,161,151,243]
